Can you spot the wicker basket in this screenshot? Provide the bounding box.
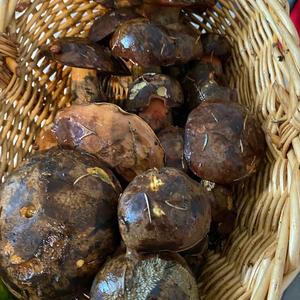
[0,0,300,299]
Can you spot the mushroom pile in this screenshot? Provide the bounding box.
[0,1,266,299]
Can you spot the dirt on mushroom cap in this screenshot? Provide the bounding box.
[0,148,122,300]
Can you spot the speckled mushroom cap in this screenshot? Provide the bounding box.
[45,37,129,75]
[90,252,199,300]
[126,73,184,112]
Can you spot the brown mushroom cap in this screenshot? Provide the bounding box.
[158,126,187,172]
[45,37,129,75]
[127,73,184,112]
[182,61,236,110]
[90,252,199,300]
[89,8,139,43]
[118,167,211,253]
[184,100,266,184]
[40,103,165,182]
[110,18,203,68]
[201,33,231,60]
[0,148,121,299]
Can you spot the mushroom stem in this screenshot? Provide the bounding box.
[71,68,101,104]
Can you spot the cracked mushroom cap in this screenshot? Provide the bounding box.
[118,167,211,253]
[126,73,184,112]
[184,100,266,184]
[0,148,121,300]
[110,18,203,68]
[90,252,199,300]
[45,37,129,75]
[38,103,165,182]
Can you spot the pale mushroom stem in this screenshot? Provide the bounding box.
[71,68,101,104]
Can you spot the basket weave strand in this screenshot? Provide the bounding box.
[1,1,300,299]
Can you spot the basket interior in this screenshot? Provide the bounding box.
[1,0,300,299]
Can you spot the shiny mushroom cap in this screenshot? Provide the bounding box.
[45,37,130,75]
[110,18,203,68]
[88,8,139,43]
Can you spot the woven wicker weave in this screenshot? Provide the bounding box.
[0,0,300,299]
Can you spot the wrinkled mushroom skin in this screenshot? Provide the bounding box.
[158,126,187,171]
[118,167,211,252]
[110,19,203,68]
[184,100,266,184]
[0,148,122,300]
[40,103,164,182]
[201,33,231,60]
[89,9,140,43]
[90,252,199,300]
[46,37,129,75]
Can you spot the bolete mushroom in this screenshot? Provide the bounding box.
[45,37,130,104]
[88,8,140,43]
[201,33,231,61]
[37,103,165,182]
[46,37,129,74]
[118,167,211,252]
[0,148,122,299]
[182,60,236,110]
[90,252,199,300]
[110,18,203,68]
[184,100,266,184]
[126,73,183,131]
